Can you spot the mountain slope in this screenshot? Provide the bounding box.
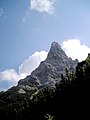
[0,54,90,120]
[18,42,78,91]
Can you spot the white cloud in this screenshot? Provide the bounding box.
[0,69,27,90]
[0,69,18,82]
[30,0,55,15]
[62,39,90,61]
[19,51,48,74]
[0,51,48,91]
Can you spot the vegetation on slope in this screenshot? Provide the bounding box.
[0,57,90,120]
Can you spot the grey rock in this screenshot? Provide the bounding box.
[18,41,78,89]
[18,88,26,94]
[17,85,37,94]
[18,76,41,87]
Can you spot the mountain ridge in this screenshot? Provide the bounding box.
[17,41,78,93]
[0,42,90,120]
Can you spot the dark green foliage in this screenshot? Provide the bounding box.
[0,58,90,120]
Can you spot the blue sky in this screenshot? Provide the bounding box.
[0,0,90,91]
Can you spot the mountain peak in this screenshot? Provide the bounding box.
[51,41,61,48]
[51,41,62,50]
[46,41,68,60]
[18,41,78,90]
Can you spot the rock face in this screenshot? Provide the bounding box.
[18,42,78,90]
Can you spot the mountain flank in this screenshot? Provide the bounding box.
[0,42,90,120]
[17,42,78,93]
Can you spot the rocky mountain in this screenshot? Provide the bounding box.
[17,42,78,93]
[0,42,90,120]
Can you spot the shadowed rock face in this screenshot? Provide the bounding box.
[18,42,78,90]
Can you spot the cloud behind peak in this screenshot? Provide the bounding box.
[62,39,90,61]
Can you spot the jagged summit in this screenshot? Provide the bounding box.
[46,41,68,61]
[48,41,65,55]
[51,41,61,48]
[18,41,78,91]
